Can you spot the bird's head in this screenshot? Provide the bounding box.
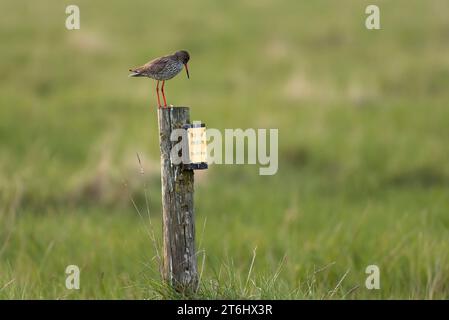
[174,50,190,79]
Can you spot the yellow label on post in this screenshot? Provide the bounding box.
[187,127,207,164]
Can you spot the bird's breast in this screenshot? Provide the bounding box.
[153,61,183,81]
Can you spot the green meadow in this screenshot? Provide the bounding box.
[1,0,449,299]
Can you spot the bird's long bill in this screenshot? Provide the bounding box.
[184,63,190,79]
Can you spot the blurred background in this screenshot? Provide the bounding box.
[1,0,449,299]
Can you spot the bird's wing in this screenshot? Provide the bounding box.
[130,56,170,75]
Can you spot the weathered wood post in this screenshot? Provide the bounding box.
[157,107,198,292]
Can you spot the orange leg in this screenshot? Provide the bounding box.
[156,81,161,108]
[161,80,167,107]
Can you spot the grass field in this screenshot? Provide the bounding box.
[1,0,449,299]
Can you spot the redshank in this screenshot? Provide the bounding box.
[129,50,190,108]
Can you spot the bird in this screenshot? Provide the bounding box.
[129,50,190,108]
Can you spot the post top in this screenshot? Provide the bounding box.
[158,106,190,111]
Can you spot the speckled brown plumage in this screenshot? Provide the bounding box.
[129,50,190,108]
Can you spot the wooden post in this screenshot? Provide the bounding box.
[157,107,198,293]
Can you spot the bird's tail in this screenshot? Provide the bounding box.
[128,69,144,77]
